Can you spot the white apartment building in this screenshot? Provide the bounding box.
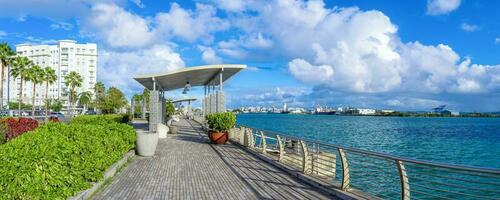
[2,40,97,108]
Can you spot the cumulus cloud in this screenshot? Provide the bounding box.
[288,59,333,84]
[426,0,461,15]
[198,45,222,64]
[82,3,156,48]
[155,3,229,43]
[217,0,497,95]
[213,0,247,12]
[460,23,479,32]
[98,45,185,94]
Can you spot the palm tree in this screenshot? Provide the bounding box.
[43,67,57,120]
[26,65,44,118]
[94,81,105,114]
[78,91,92,113]
[10,56,32,112]
[0,43,15,110]
[64,71,82,117]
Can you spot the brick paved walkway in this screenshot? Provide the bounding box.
[93,119,334,200]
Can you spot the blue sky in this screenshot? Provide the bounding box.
[0,0,499,111]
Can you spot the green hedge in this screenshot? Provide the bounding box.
[70,114,130,125]
[0,120,136,199]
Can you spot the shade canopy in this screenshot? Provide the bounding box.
[172,98,197,103]
[134,64,246,91]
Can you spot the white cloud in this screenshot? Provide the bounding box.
[0,30,6,38]
[288,59,333,84]
[131,0,145,8]
[217,0,498,95]
[213,0,247,12]
[198,45,222,64]
[460,23,479,32]
[98,45,185,94]
[216,32,273,58]
[426,0,461,15]
[82,3,156,48]
[155,3,229,43]
[50,22,74,30]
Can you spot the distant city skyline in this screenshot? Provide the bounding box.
[0,0,499,111]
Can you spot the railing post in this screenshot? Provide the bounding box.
[276,135,284,162]
[249,128,255,148]
[260,131,267,154]
[396,160,410,200]
[300,140,311,174]
[338,148,350,191]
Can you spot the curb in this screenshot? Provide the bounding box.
[69,150,135,200]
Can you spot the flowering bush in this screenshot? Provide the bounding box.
[0,118,39,142]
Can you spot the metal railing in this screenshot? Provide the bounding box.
[230,125,500,200]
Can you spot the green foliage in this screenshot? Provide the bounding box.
[166,101,175,118]
[205,112,236,132]
[0,120,136,199]
[8,102,32,110]
[48,99,63,112]
[71,114,130,125]
[94,86,127,114]
[78,91,92,107]
[0,120,7,144]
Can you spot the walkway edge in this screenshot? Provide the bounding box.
[69,150,135,200]
[230,142,365,200]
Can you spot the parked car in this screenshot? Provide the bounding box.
[51,112,65,119]
[84,110,97,115]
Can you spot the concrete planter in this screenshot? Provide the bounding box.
[157,123,169,139]
[136,130,158,157]
[169,126,178,134]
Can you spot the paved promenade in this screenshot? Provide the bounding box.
[94,119,334,200]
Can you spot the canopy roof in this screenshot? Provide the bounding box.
[134,64,246,91]
[172,98,197,103]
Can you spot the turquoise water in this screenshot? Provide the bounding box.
[236,114,500,169]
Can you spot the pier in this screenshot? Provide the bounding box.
[94,119,334,199]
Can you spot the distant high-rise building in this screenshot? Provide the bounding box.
[2,40,97,108]
[283,103,288,112]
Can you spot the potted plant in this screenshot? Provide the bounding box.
[165,101,178,134]
[206,112,236,144]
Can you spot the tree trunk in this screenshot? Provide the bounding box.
[32,83,36,118]
[45,82,49,121]
[0,61,4,111]
[69,88,73,118]
[18,79,23,114]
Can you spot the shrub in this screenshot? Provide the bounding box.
[0,121,7,144]
[71,114,129,125]
[0,121,136,199]
[0,117,39,141]
[205,112,236,132]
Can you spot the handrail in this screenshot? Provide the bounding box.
[234,124,500,200]
[236,124,500,174]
